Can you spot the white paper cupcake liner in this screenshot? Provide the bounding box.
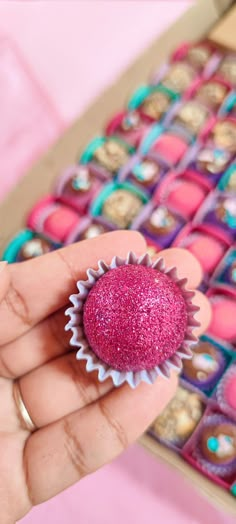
[65,251,199,388]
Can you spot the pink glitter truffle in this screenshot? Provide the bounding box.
[66,252,199,388]
[83,265,188,371]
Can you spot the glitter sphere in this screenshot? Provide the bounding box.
[83,264,188,372]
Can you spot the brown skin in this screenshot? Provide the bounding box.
[0,232,210,523]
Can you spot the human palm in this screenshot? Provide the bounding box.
[0,231,210,523]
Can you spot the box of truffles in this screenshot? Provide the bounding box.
[1,0,236,516]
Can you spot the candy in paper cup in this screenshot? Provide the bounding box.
[65,251,199,388]
[194,414,236,478]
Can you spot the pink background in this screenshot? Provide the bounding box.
[0,1,235,523]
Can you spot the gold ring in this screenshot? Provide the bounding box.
[13,381,37,432]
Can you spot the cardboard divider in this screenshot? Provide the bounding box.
[210,4,236,50]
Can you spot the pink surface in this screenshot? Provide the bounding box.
[167,180,206,216]
[0,1,235,523]
[0,1,193,126]
[20,446,235,524]
[0,38,62,198]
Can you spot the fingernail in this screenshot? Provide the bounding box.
[0,261,8,273]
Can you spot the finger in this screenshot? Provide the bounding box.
[0,262,10,302]
[157,248,202,289]
[0,231,146,346]
[19,353,113,427]
[0,308,70,378]
[24,373,178,504]
[191,290,212,337]
[157,249,210,333]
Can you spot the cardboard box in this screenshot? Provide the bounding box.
[210,3,236,50]
[0,0,234,249]
[1,0,236,516]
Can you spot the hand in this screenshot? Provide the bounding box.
[0,231,211,523]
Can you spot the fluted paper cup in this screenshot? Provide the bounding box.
[65,252,199,388]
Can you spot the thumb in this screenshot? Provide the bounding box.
[0,262,10,302]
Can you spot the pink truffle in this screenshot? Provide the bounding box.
[167,180,206,218]
[83,264,188,371]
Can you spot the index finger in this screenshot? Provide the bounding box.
[0,231,146,345]
[24,372,178,504]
